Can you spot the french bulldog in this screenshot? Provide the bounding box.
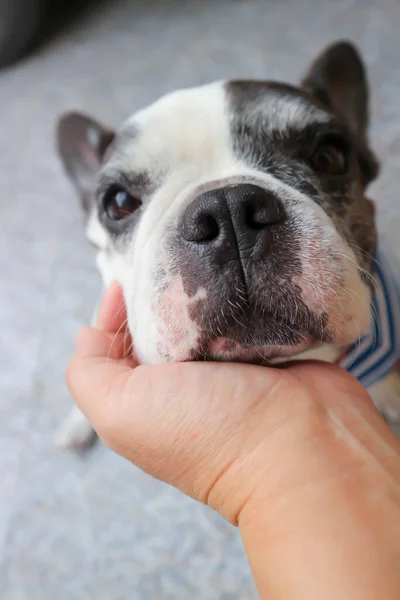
[56,41,400,450]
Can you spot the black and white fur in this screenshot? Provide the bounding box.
[56,41,400,449]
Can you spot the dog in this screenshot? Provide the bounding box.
[56,41,400,450]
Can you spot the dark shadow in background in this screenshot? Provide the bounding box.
[0,0,111,68]
[0,0,234,69]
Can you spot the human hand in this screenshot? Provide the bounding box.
[66,282,392,523]
[67,282,400,599]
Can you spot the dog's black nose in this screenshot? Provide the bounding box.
[181,184,285,262]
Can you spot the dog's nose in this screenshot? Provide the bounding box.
[181,184,285,262]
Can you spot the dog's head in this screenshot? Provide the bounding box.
[58,41,379,365]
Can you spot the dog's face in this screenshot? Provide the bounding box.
[58,42,378,364]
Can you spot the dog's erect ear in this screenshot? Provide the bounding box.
[301,41,378,184]
[301,41,369,139]
[57,112,115,214]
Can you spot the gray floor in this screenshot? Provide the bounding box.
[1,0,400,598]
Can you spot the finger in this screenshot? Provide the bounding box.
[73,325,135,363]
[96,281,128,334]
[67,326,137,420]
[94,282,133,360]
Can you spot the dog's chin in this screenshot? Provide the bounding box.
[185,303,331,364]
[189,335,316,365]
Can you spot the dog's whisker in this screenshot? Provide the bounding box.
[346,242,379,268]
[105,318,129,369]
[331,251,378,295]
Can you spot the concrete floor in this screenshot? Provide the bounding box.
[1,0,400,598]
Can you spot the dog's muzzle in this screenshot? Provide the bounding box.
[158,182,342,362]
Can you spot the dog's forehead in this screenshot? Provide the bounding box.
[116,82,233,170]
[225,80,331,130]
[113,81,330,162]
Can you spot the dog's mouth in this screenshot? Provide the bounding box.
[188,305,330,364]
[191,337,314,365]
[153,268,360,365]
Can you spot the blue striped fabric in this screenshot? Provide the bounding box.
[340,248,400,388]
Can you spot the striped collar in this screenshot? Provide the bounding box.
[340,248,400,388]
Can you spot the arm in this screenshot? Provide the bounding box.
[239,371,400,598]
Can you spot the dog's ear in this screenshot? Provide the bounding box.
[57,112,115,214]
[301,41,378,184]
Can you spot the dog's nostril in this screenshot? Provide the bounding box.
[244,196,283,230]
[245,204,270,230]
[194,214,220,242]
[182,207,220,243]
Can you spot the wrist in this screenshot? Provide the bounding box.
[206,366,363,523]
[239,467,400,600]
[232,376,400,599]
[208,363,400,525]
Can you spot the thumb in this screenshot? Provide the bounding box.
[67,282,137,421]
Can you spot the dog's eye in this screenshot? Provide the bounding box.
[104,187,142,220]
[310,144,347,176]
